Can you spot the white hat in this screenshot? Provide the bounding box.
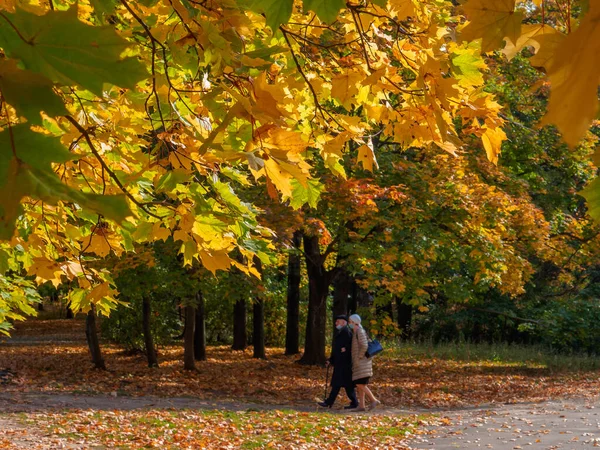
[349,314,362,325]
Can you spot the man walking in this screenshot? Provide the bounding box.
[318,315,358,409]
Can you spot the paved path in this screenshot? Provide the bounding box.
[3,392,600,449]
[408,398,600,449]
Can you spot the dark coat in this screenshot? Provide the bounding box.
[329,326,353,387]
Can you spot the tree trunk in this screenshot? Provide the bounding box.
[332,268,352,319]
[232,299,247,350]
[253,299,266,359]
[377,301,393,320]
[299,234,330,366]
[183,305,195,370]
[142,296,158,367]
[285,230,302,355]
[396,297,412,339]
[194,291,206,361]
[85,305,106,370]
[65,302,74,319]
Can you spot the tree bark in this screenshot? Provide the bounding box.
[332,268,352,319]
[194,291,206,361]
[183,305,195,370]
[65,302,74,319]
[377,301,393,320]
[253,299,266,359]
[298,234,330,366]
[232,299,247,350]
[285,230,302,355]
[396,297,413,339]
[142,296,158,367]
[85,305,106,370]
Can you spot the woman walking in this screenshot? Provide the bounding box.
[348,314,381,412]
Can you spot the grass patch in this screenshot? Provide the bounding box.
[18,408,421,449]
[384,339,600,372]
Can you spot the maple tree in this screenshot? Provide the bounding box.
[0,0,598,374]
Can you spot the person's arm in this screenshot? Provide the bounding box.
[357,327,368,357]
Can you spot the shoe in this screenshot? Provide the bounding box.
[344,404,359,410]
[317,401,332,408]
[369,400,381,411]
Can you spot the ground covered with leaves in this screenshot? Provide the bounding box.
[3,320,600,408]
[2,320,600,449]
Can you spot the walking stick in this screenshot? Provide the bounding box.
[324,364,330,400]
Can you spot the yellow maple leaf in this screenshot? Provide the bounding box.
[256,126,308,155]
[87,282,112,303]
[460,0,523,53]
[28,258,63,287]
[541,5,600,147]
[198,249,232,274]
[481,126,507,165]
[82,233,112,257]
[263,158,293,198]
[252,73,285,121]
[357,139,379,172]
[151,222,171,242]
[388,0,417,21]
[331,70,363,108]
[502,24,564,70]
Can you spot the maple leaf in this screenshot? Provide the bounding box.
[0,59,67,124]
[451,42,486,87]
[460,0,523,53]
[0,8,147,96]
[481,126,506,165]
[541,4,600,147]
[357,138,379,172]
[303,0,345,24]
[502,24,565,70]
[331,70,363,109]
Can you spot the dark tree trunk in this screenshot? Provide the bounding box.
[183,305,195,370]
[396,297,412,339]
[253,299,266,359]
[285,230,302,355]
[142,296,158,367]
[194,291,206,361]
[349,279,358,315]
[85,305,106,370]
[332,268,352,319]
[65,302,74,319]
[377,302,393,320]
[299,234,330,366]
[232,299,247,350]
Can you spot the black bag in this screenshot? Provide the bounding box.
[365,335,383,358]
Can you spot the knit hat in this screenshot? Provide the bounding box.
[348,314,362,325]
[334,314,348,322]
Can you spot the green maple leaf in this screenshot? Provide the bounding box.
[0,59,68,124]
[0,125,131,239]
[0,8,147,96]
[450,42,486,87]
[288,179,324,209]
[303,0,345,23]
[246,0,293,31]
[581,177,600,223]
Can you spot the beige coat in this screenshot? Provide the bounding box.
[351,326,373,380]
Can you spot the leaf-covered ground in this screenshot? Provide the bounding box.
[2,319,600,449]
[2,320,600,408]
[3,409,427,449]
